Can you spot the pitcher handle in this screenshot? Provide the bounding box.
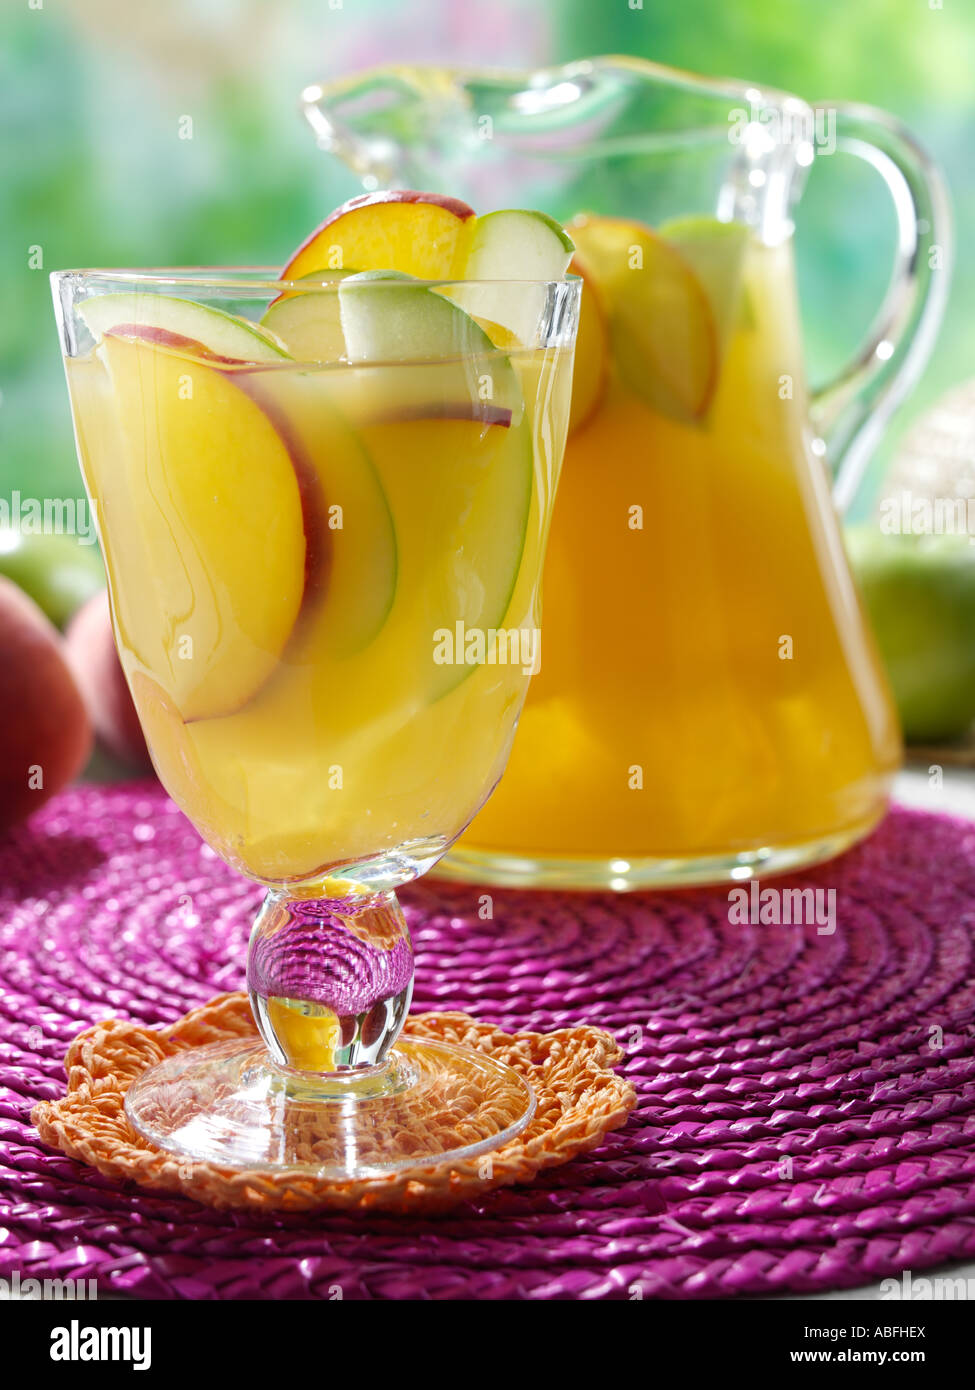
[808,103,952,513]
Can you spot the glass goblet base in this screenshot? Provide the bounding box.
[124,1035,535,1178]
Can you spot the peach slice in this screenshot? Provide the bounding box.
[566,252,610,434]
[127,670,241,852]
[282,190,476,282]
[95,334,324,721]
[569,214,718,423]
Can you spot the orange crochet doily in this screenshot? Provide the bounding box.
[33,993,637,1213]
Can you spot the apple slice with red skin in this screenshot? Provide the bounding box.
[109,325,254,366]
[338,269,523,423]
[282,190,477,282]
[79,292,289,364]
[364,399,512,428]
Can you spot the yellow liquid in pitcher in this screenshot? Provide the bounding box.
[458,235,900,874]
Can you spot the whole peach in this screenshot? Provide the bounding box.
[0,576,93,833]
[66,590,151,770]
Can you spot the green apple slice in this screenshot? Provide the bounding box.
[339,269,523,418]
[361,409,534,702]
[260,270,355,361]
[658,216,752,350]
[78,292,290,363]
[465,209,574,279]
[338,268,429,359]
[452,208,574,345]
[241,369,397,657]
[340,269,534,698]
[430,411,534,701]
[336,271,531,700]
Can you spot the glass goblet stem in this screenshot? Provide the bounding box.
[247,888,414,1073]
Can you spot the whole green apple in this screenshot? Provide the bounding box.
[846,524,975,742]
[0,527,104,629]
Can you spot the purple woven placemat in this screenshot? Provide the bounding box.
[2,782,975,1300]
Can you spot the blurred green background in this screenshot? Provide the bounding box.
[2,0,973,515]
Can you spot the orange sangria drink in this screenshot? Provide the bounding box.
[450,215,901,887]
[52,192,581,1175]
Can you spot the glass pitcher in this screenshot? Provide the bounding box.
[301,56,951,889]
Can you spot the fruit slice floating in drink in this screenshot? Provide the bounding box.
[79,292,290,363]
[338,267,522,414]
[282,190,479,281]
[91,333,319,722]
[657,216,751,354]
[565,252,610,434]
[259,270,353,362]
[568,214,718,423]
[448,208,574,344]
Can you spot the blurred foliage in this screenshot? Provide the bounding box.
[2,0,972,516]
